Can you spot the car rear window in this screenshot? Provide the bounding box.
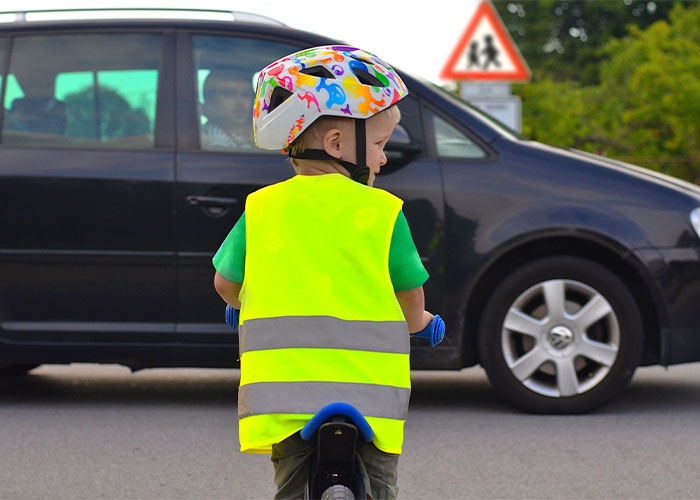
[1,33,161,149]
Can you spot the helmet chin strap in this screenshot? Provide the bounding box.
[288,120,370,185]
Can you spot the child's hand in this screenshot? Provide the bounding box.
[421,310,434,331]
[409,310,434,334]
[411,312,445,347]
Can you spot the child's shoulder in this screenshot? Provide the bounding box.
[325,176,404,208]
[358,183,403,207]
[246,176,296,200]
[247,175,403,209]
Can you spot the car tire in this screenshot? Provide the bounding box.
[478,256,643,413]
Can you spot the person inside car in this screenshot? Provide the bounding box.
[200,69,255,150]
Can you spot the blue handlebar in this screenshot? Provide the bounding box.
[225,305,239,332]
[411,314,445,347]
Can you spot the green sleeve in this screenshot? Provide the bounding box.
[212,212,246,283]
[212,210,425,289]
[388,211,429,291]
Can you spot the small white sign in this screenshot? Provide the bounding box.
[461,82,512,97]
[467,96,522,133]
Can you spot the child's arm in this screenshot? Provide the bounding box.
[395,286,433,333]
[214,271,242,309]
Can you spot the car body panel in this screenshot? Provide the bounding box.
[1,18,699,375]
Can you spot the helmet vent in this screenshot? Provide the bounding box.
[267,86,293,114]
[349,54,373,65]
[352,68,385,88]
[299,66,335,79]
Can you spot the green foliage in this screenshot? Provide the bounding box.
[512,2,700,183]
[494,0,695,85]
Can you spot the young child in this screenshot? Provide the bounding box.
[213,46,433,500]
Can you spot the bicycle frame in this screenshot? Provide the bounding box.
[301,402,372,499]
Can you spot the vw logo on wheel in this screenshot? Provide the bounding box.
[547,325,574,350]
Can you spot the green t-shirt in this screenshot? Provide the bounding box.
[213,210,428,291]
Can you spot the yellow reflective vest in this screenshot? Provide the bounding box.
[238,173,410,454]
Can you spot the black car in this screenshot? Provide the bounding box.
[1,10,699,413]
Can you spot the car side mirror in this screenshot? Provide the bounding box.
[384,123,422,169]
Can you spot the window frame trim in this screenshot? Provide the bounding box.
[175,28,334,154]
[0,36,10,140]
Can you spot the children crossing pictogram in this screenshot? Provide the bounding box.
[441,0,531,81]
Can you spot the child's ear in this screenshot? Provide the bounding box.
[322,128,344,159]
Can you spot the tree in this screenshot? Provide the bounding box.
[494,0,695,85]
[596,3,700,181]
[513,2,700,183]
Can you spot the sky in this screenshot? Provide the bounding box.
[14,0,481,83]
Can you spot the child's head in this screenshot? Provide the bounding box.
[252,45,408,185]
[288,106,401,186]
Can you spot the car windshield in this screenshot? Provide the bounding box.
[429,82,527,141]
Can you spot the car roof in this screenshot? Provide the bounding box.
[0,10,336,39]
[0,9,284,25]
[0,14,338,48]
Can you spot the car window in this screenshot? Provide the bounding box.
[192,35,301,153]
[383,93,423,166]
[393,94,423,143]
[431,82,525,141]
[432,114,487,159]
[1,33,161,149]
[389,123,411,145]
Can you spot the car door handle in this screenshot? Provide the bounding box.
[186,195,238,207]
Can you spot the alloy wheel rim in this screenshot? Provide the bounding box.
[501,279,620,398]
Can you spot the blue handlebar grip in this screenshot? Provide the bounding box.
[411,315,445,347]
[430,315,445,347]
[225,305,239,333]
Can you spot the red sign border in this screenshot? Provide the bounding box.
[440,0,531,81]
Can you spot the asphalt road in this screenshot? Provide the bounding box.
[1,363,699,500]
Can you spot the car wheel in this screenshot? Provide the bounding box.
[478,256,643,413]
[0,363,39,376]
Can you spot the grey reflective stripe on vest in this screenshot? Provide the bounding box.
[239,316,409,354]
[238,381,410,420]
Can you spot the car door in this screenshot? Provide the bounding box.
[174,31,306,343]
[425,104,499,366]
[373,94,448,366]
[0,30,177,347]
[174,34,446,352]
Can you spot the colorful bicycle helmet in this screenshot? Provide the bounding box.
[253,45,408,184]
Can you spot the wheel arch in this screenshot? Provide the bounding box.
[460,233,662,368]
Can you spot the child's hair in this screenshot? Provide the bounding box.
[288,116,353,158]
[288,105,402,163]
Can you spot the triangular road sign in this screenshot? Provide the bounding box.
[441,0,531,81]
